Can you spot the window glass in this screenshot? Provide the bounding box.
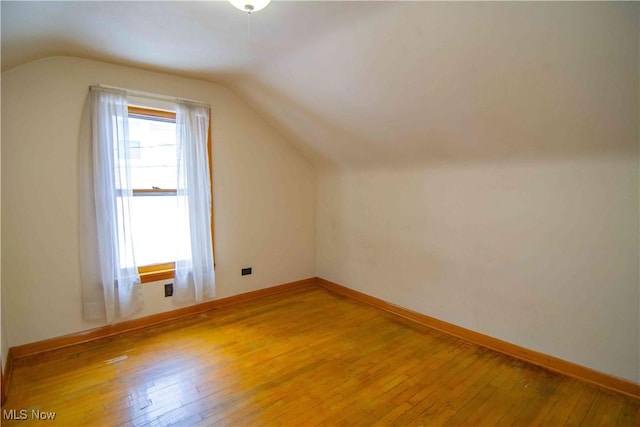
[130,196,179,266]
[128,115,177,189]
[127,111,179,267]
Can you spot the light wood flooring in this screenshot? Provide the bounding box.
[3,287,639,426]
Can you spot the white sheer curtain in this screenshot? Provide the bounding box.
[174,103,216,302]
[80,87,142,323]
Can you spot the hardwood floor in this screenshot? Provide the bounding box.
[3,288,639,426]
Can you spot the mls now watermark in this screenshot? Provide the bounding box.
[3,409,57,421]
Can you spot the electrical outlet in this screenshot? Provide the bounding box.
[164,283,174,297]
[241,267,252,276]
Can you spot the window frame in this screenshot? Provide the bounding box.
[127,105,214,284]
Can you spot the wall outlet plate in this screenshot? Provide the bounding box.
[164,283,174,297]
[241,267,252,276]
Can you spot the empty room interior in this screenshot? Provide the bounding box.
[1,1,639,425]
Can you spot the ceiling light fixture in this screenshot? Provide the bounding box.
[229,0,271,13]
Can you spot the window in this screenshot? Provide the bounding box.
[82,87,216,322]
[127,106,213,283]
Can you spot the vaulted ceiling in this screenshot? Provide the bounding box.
[2,1,638,168]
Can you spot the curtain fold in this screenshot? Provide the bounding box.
[174,103,216,302]
[80,88,142,323]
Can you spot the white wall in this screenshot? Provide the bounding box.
[1,292,7,371]
[1,242,7,373]
[0,83,8,369]
[317,153,639,383]
[1,56,316,347]
[315,2,639,384]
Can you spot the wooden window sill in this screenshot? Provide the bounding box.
[138,262,175,284]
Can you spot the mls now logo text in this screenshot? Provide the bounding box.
[3,409,57,421]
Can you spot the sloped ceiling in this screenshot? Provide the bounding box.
[2,1,638,168]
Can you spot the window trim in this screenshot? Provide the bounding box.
[138,262,176,283]
[127,105,214,284]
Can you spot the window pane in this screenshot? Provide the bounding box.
[128,116,177,189]
[130,195,178,266]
